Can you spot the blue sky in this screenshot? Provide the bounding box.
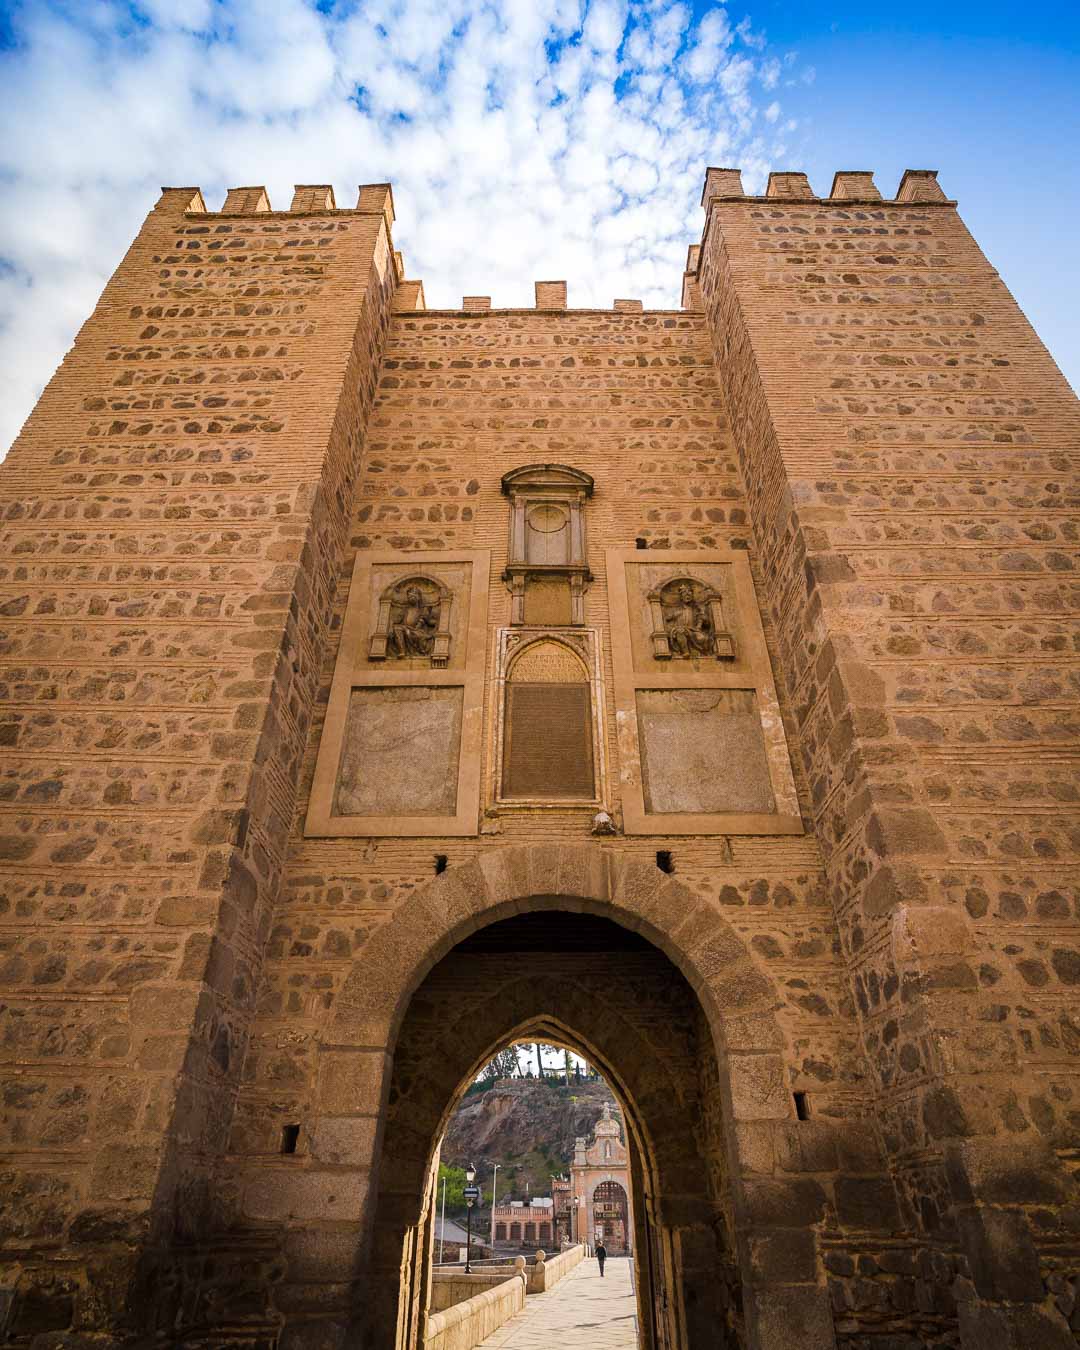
[0,0,1076,453]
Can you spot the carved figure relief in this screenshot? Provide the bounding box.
[369,576,453,667]
[648,577,735,661]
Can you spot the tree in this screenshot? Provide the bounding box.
[538,1043,569,1083]
[533,1042,545,1079]
[438,1163,467,1210]
[480,1047,519,1082]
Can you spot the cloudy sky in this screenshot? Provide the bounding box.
[0,0,1077,453]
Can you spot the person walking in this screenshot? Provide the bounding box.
[595,1240,607,1277]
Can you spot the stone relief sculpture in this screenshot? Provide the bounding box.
[369,576,453,667]
[648,577,736,661]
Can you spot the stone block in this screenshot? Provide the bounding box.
[310,1116,378,1166]
[284,1228,366,1284]
[892,905,973,966]
[749,1228,817,1283]
[728,1054,792,1121]
[958,1299,1075,1349]
[958,1206,1044,1302]
[750,1283,838,1349]
[743,1178,828,1228]
[833,1175,901,1232]
[315,1051,389,1116]
[242,1169,369,1223]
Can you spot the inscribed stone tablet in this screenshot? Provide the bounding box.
[524,575,572,626]
[509,641,585,683]
[335,686,461,816]
[637,688,775,814]
[503,683,593,798]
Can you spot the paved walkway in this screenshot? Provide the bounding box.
[475,1257,638,1348]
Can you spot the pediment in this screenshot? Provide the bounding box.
[501,463,594,497]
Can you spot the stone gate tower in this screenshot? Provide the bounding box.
[0,169,1078,1350]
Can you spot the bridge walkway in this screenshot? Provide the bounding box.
[474,1255,638,1347]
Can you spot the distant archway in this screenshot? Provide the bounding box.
[592,1180,631,1255]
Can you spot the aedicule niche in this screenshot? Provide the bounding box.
[501,463,594,625]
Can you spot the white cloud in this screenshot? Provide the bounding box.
[0,0,804,453]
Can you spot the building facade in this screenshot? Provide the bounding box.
[491,1200,554,1251]
[568,1103,633,1255]
[0,167,1078,1350]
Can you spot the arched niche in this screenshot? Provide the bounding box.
[493,636,607,806]
[368,573,453,667]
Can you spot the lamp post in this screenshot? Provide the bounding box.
[440,1172,447,1263]
[489,1162,500,1249]
[573,1195,580,1249]
[464,1164,477,1274]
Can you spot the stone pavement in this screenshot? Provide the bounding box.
[474,1257,638,1348]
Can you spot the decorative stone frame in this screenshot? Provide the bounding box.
[647,575,736,661]
[489,627,609,811]
[367,573,453,667]
[305,550,490,837]
[501,463,594,625]
[607,546,801,836]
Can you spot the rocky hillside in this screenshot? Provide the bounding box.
[442,1077,622,1201]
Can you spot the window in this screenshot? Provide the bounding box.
[495,1223,507,1241]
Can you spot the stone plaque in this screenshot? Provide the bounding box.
[524,575,572,626]
[510,640,585,683]
[502,683,594,799]
[636,689,775,814]
[334,686,462,817]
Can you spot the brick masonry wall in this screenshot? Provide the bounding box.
[695,169,1080,1344]
[231,306,853,1150]
[221,306,919,1346]
[0,185,398,1340]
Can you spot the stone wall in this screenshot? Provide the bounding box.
[1,160,1076,1350]
[219,297,865,1347]
[0,183,400,1341]
[424,1272,525,1350]
[693,166,1080,1346]
[429,1266,524,1312]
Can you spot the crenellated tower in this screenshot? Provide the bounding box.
[0,164,1077,1350]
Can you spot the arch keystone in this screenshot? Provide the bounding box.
[555,842,608,904]
[526,842,560,897]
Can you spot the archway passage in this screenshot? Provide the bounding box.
[362,910,745,1350]
[593,1180,631,1255]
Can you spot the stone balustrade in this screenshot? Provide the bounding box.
[528,1243,585,1294]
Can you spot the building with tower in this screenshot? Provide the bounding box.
[0,165,1077,1350]
[568,1103,633,1255]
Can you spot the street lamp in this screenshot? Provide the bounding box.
[489,1163,500,1249]
[464,1164,477,1275]
[573,1195,581,1248]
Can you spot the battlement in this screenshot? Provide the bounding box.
[159,181,395,218]
[700,165,952,207]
